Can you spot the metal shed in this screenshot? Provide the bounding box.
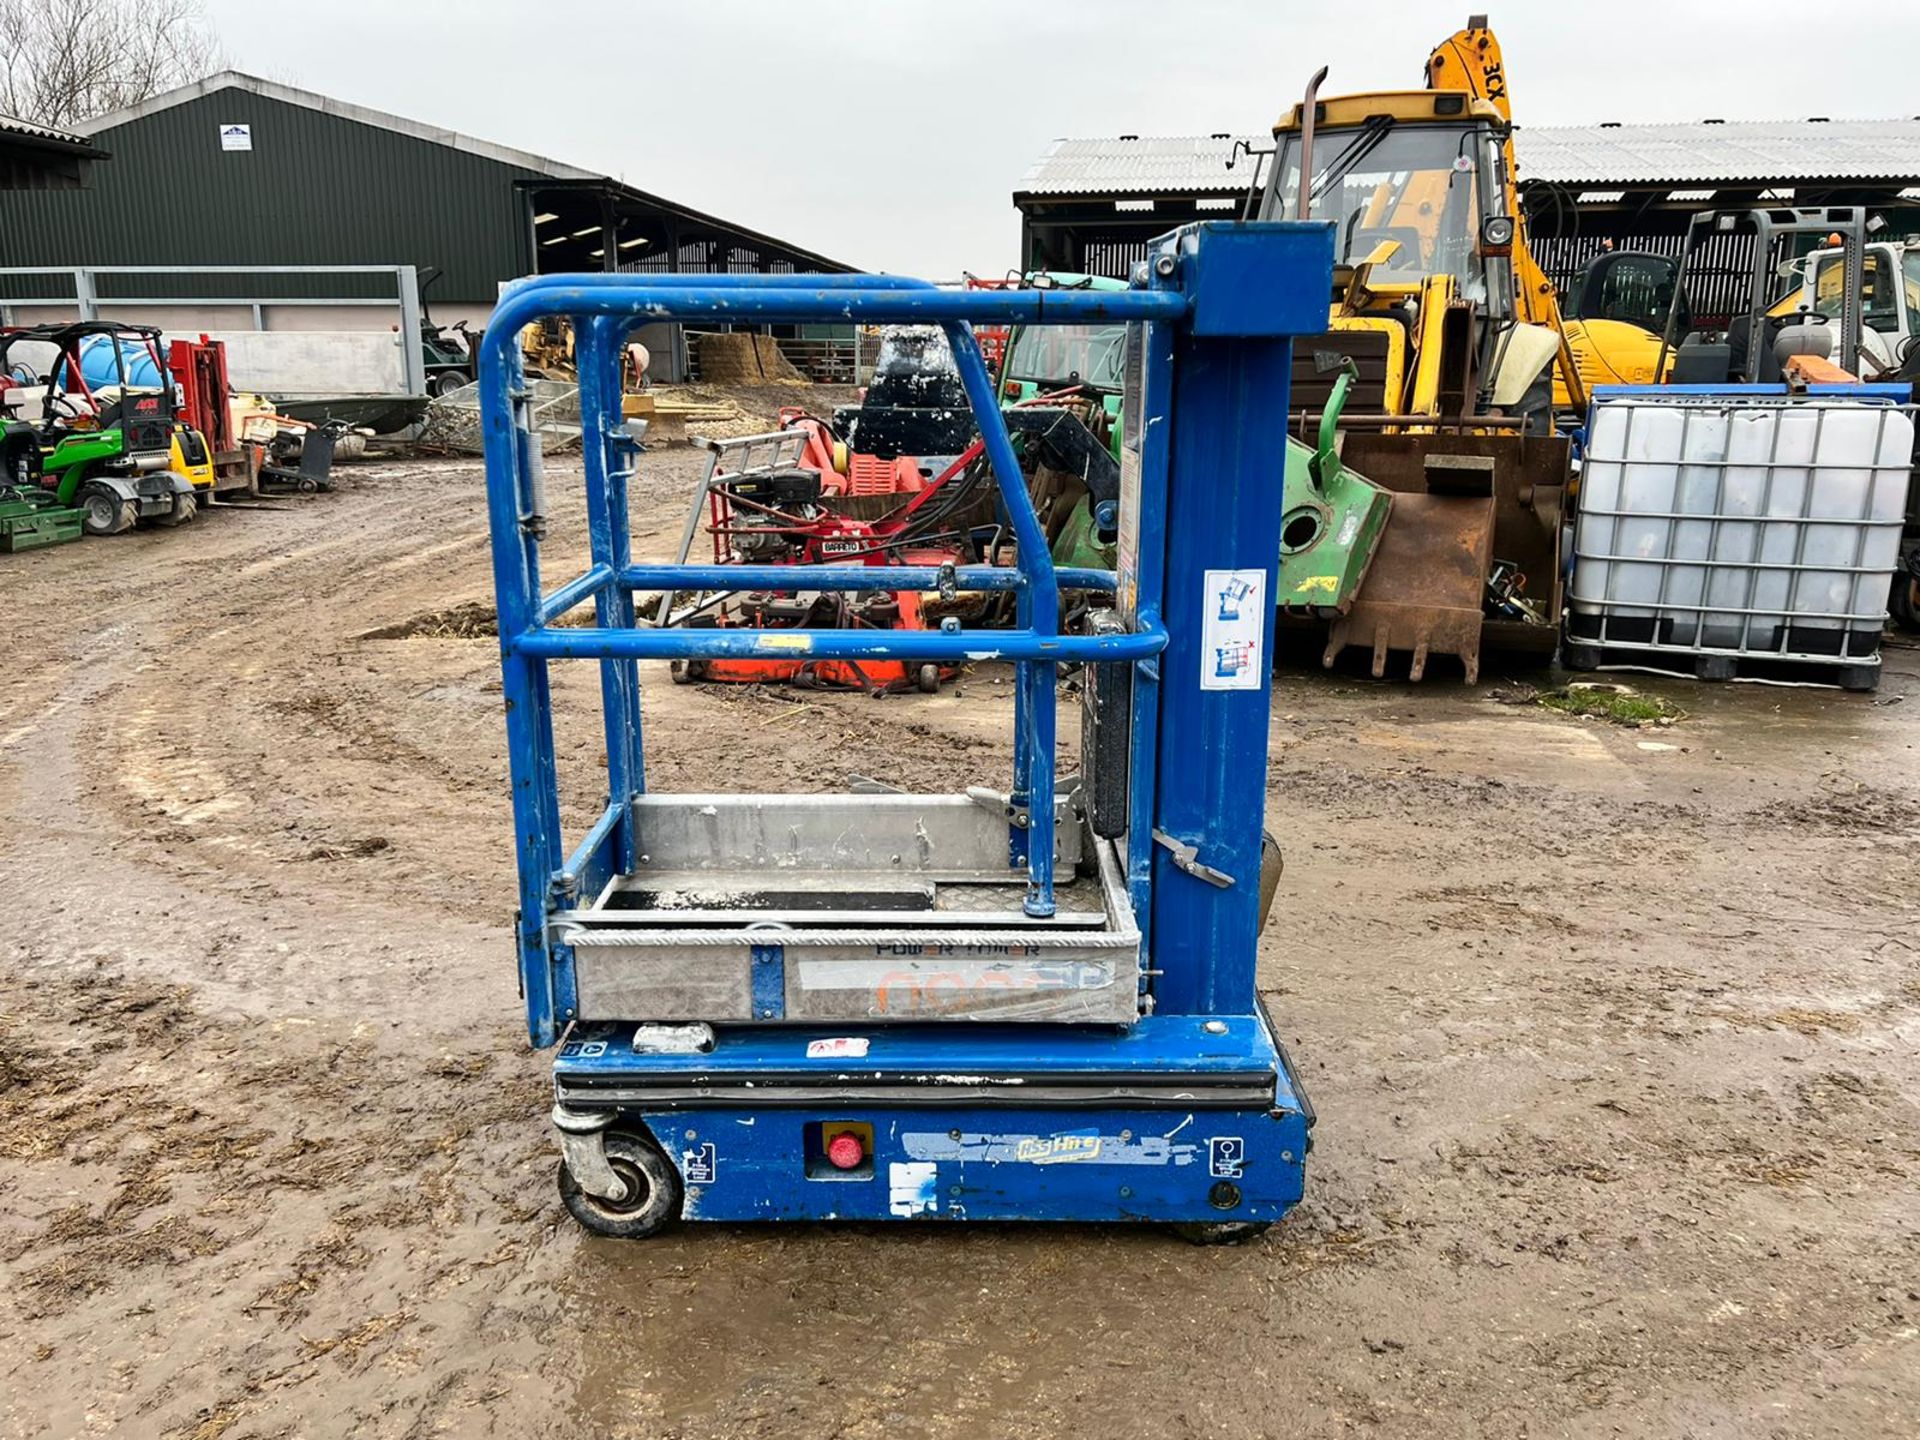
[0,113,106,191]
[1014,135,1254,277]
[0,72,853,378]
[1515,119,1920,295]
[1014,119,1920,287]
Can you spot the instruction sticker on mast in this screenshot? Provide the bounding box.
[1201,569,1265,690]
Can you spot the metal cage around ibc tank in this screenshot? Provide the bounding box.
[1568,385,1914,690]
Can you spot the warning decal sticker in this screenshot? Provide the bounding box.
[1200,568,1266,691]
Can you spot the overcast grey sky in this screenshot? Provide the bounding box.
[204,0,1920,277]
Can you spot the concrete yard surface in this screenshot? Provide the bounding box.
[1,428,1917,1438]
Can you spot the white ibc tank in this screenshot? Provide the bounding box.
[1571,396,1911,661]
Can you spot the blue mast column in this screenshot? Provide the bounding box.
[1140,223,1336,1019]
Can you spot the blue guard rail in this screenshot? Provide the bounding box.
[482,273,1185,1044]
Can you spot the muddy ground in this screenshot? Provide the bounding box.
[1,395,1917,1438]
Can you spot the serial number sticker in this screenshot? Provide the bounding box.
[806,1036,870,1059]
[758,634,813,651]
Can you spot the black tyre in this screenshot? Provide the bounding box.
[1561,641,1602,672]
[1888,572,1920,633]
[158,490,198,527]
[80,483,132,536]
[557,1131,682,1239]
[669,658,699,685]
[916,663,941,695]
[1173,1220,1273,1246]
[428,370,471,398]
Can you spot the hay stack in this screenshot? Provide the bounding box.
[697,332,807,383]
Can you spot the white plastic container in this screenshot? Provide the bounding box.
[1569,395,1911,681]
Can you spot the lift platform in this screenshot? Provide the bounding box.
[481,220,1335,1238]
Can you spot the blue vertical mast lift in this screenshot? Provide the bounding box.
[482,221,1333,1237]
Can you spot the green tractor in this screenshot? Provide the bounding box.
[998,272,1129,431]
[0,321,205,535]
[995,275,1389,613]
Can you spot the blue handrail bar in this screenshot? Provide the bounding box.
[509,620,1168,664]
[536,562,616,625]
[490,276,1187,329]
[609,563,1120,598]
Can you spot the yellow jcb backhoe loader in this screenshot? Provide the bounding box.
[1255,14,1573,681]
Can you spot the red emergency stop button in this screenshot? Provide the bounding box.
[826,1131,866,1170]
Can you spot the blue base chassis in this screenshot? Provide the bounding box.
[554,1011,1313,1225]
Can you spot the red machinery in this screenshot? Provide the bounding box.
[670,412,997,693]
[168,334,344,495]
[167,335,258,495]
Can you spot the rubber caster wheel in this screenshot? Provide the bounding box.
[669,659,700,686]
[558,1131,682,1239]
[1887,573,1920,633]
[1173,1221,1273,1246]
[1561,641,1601,672]
[916,663,941,695]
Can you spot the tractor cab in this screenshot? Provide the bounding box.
[1000,274,1129,404]
[3,322,169,438]
[1252,89,1558,436]
[1782,237,1920,376]
[1260,93,1517,319]
[0,322,204,534]
[998,273,1128,475]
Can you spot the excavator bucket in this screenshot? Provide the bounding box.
[1323,488,1496,682]
[1319,432,1568,683]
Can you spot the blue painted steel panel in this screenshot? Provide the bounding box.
[646,1104,1307,1224]
[749,945,786,1022]
[1141,226,1318,1018]
[555,1011,1288,1082]
[1177,221,1338,337]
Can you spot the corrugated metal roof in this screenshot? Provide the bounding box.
[73,71,596,179]
[46,72,851,275]
[2,113,83,144]
[0,112,105,155]
[1015,136,1254,197]
[1517,119,1920,184]
[1016,119,1920,200]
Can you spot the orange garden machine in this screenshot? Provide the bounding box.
[662,412,991,693]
